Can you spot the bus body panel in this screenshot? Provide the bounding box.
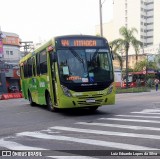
[54,81,115,109]
[19,35,115,110]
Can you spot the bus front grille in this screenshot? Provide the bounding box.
[77,99,103,106]
[77,94,103,99]
[76,94,104,106]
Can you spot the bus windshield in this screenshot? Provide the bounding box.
[57,48,113,84]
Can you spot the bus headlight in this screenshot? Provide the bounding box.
[107,85,113,95]
[61,85,72,97]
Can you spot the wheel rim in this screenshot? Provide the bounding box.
[29,93,32,104]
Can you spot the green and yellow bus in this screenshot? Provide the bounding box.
[19,35,115,111]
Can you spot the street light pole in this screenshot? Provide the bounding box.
[99,0,103,37]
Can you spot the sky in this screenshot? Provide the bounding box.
[0,0,113,43]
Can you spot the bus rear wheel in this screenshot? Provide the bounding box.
[46,93,56,112]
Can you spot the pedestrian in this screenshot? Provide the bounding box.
[154,78,159,91]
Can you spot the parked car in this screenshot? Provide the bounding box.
[8,86,19,93]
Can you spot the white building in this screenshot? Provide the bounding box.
[2,32,21,65]
[96,0,160,54]
[0,31,21,93]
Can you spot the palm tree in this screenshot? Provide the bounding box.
[134,59,158,72]
[109,45,123,71]
[110,26,143,88]
[132,40,143,64]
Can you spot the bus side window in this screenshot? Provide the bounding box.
[20,66,23,79]
[39,50,47,74]
[27,58,33,77]
[32,57,36,76]
[133,75,136,82]
[24,61,28,78]
[36,53,40,75]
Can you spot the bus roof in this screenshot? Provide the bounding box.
[19,52,32,64]
[54,35,107,41]
[34,39,54,53]
[19,38,54,64]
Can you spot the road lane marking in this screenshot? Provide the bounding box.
[0,139,96,159]
[132,109,160,115]
[115,114,160,119]
[132,112,160,115]
[76,122,160,131]
[17,131,158,150]
[99,118,160,124]
[50,126,160,140]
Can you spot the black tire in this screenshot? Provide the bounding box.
[89,106,99,112]
[28,92,35,106]
[46,93,56,112]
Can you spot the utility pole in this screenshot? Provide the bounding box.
[99,0,103,37]
[20,41,34,56]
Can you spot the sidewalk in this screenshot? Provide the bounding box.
[116,89,160,98]
[0,93,22,100]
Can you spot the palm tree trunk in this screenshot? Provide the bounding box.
[136,52,138,64]
[125,46,129,88]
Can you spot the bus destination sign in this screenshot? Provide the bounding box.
[60,39,105,47]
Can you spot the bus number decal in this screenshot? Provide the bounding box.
[67,76,81,81]
[97,90,106,95]
[61,40,69,46]
[39,82,45,88]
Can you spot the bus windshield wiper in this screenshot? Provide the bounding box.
[69,48,87,72]
[91,49,99,61]
[69,48,84,63]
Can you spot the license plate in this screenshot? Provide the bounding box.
[86,99,95,103]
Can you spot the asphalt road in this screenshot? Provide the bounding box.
[0,90,160,159]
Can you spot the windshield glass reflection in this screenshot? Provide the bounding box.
[57,49,113,83]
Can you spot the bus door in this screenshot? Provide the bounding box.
[50,51,57,106]
[30,56,38,103]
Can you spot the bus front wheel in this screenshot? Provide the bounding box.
[46,93,56,112]
[28,92,35,106]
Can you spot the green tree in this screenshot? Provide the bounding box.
[134,59,158,72]
[110,26,143,88]
[134,60,146,72]
[155,54,160,69]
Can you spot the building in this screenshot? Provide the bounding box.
[0,31,21,94]
[95,21,115,42]
[96,0,160,50]
[113,54,147,70]
[113,0,160,47]
[96,0,160,69]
